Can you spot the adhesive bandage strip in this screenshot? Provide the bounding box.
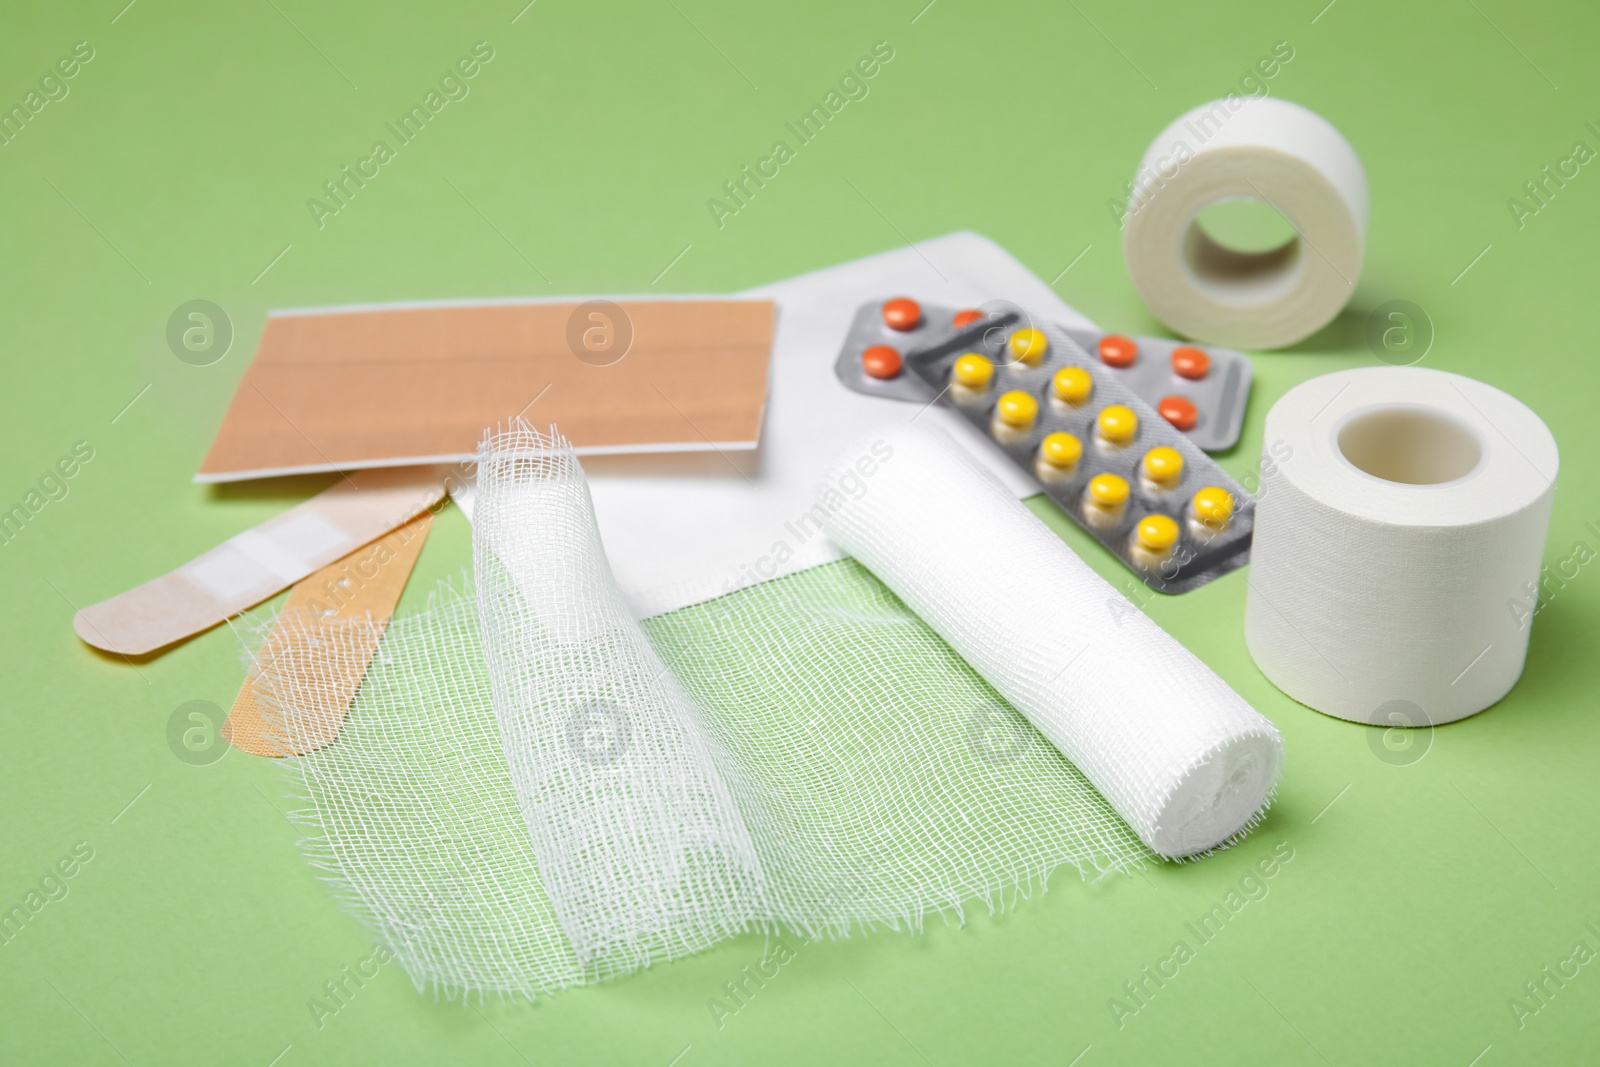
[224,510,434,757]
[74,466,446,656]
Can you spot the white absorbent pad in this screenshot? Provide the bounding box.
[450,231,1099,618]
[258,424,1280,1000]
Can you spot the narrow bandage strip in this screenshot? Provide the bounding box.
[74,466,446,656]
[224,510,433,757]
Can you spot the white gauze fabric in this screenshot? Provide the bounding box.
[257,420,1281,999]
[821,426,1285,857]
[471,427,769,978]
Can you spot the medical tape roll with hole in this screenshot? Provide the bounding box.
[821,425,1283,858]
[1245,367,1559,726]
[1122,97,1368,350]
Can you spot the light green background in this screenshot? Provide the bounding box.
[3,0,1597,1063]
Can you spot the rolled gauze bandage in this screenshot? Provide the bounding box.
[1245,367,1558,727]
[822,426,1283,858]
[1122,97,1368,349]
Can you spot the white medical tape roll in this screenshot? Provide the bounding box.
[821,425,1283,859]
[1122,97,1368,349]
[1245,367,1558,726]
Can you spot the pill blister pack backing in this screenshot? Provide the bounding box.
[833,299,1251,452]
[832,298,1253,593]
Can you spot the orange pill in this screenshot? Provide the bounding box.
[861,345,902,380]
[952,308,984,328]
[1171,346,1210,380]
[1158,395,1199,431]
[882,297,921,331]
[1098,334,1138,368]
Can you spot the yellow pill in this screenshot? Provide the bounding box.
[952,353,994,389]
[1142,446,1184,489]
[1009,327,1049,366]
[1135,513,1180,552]
[1088,473,1130,508]
[1097,404,1138,446]
[995,390,1039,429]
[1039,432,1082,469]
[1052,366,1093,405]
[1191,486,1235,528]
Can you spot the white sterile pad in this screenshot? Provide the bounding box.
[1122,97,1367,350]
[187,515,351,602]
[823,426,1284,857]
[451,232,1097,618]
[1245,367,1558,726]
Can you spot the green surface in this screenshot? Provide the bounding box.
[1,0,1596,1063]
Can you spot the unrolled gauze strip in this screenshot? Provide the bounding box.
[473,424,769,977]
[821,426,1283,857]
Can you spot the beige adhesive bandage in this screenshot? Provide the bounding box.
[196,298,777,482]
[74,466,446,656]
[223,510,433,756]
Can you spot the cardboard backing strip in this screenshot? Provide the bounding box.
[196,298,777,481]
[75,466,446,656]
[223,510,433,757]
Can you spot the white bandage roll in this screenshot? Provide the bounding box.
[1245,367,1559,726]
[821,426,1283,858]
[1122,97,1368,350]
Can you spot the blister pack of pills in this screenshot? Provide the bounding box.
[832,297,1254,593]
[834,297,1251,452]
